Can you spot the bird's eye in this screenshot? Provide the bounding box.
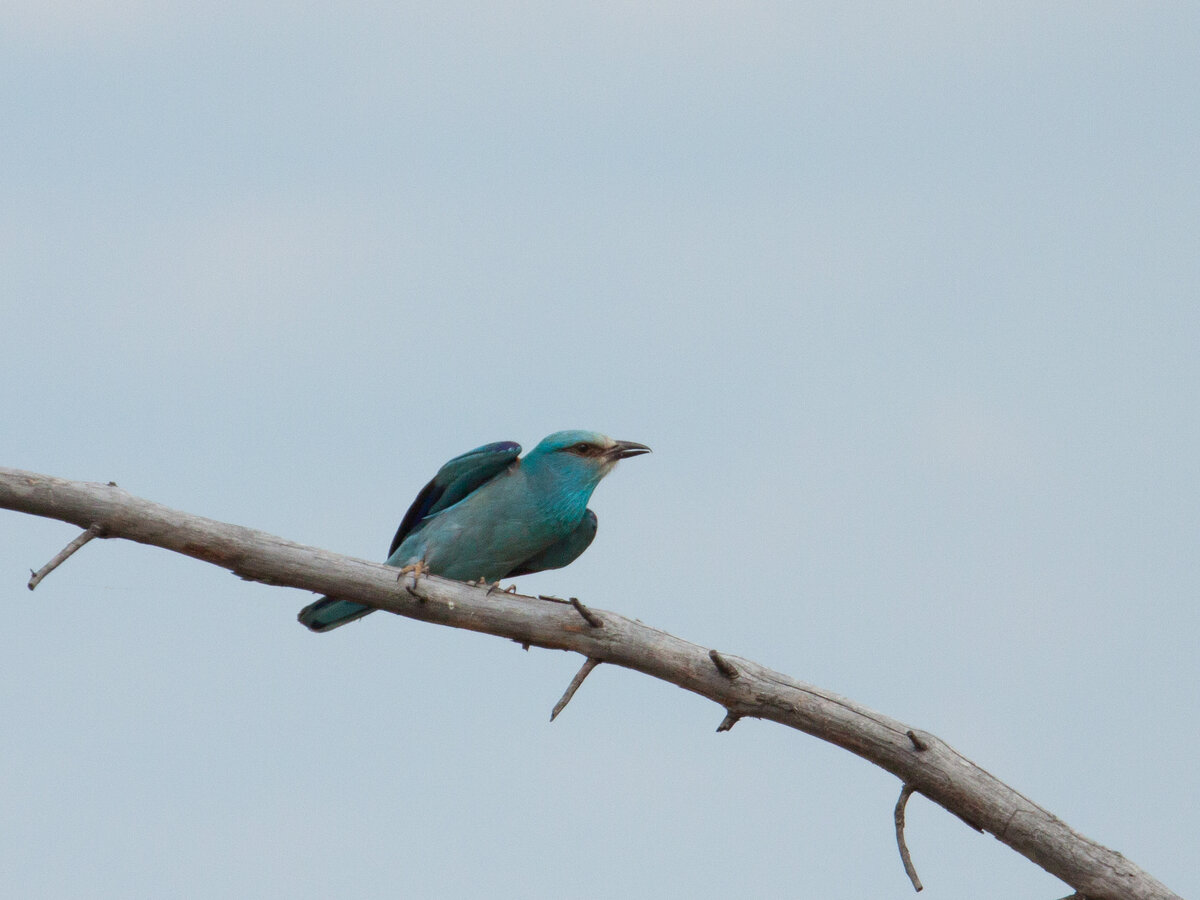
[574,443,592,454]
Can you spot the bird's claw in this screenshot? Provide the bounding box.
[482,580,518,596]
[396,560,429,586]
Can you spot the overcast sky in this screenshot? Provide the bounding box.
[2,3,1197,898]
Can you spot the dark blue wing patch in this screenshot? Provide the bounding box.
[388,441,521,557]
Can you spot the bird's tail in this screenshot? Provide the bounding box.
[297,596,374,633]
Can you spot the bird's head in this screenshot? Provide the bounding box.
[524,430,651,490]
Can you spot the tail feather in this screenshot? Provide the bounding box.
[298,596,374,633]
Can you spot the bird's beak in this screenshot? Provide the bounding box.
[608,440,651,460]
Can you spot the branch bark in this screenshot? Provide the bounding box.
[0,466,1180,900]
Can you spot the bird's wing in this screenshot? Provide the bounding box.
[388,441,522,557]
[505,509,598,577]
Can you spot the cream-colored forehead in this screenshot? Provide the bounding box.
[537,430,613,451]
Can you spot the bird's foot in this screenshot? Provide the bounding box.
[483,580,519,596]
[396,560,429,586]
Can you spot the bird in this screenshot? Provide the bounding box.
[298,430,650,632]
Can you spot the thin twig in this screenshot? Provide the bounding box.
[569,597,603,627]
[709,649,739,678]
[27,523,103,590]
[550,657,601,721]
[895,783,924,892]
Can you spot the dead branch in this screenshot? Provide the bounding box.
[895,783,924,892]
[550,657,602,721]
[0,466,1181,900]
[27,522,104,589]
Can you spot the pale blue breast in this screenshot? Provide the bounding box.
[388,466,584,582]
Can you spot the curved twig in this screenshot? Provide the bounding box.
[895,783,923,892]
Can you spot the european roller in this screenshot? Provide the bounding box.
[298,430,650,632]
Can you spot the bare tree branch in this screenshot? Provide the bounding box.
[0,466,1181,900]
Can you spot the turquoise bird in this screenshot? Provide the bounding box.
[298,430,650,632]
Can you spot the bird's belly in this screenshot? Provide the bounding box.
[394,514,565,583]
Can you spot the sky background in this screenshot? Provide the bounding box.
[2,3,1197,898]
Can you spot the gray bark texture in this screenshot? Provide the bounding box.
[0,466,1182,900]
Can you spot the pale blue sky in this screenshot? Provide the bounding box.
[2,4,1197,898]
